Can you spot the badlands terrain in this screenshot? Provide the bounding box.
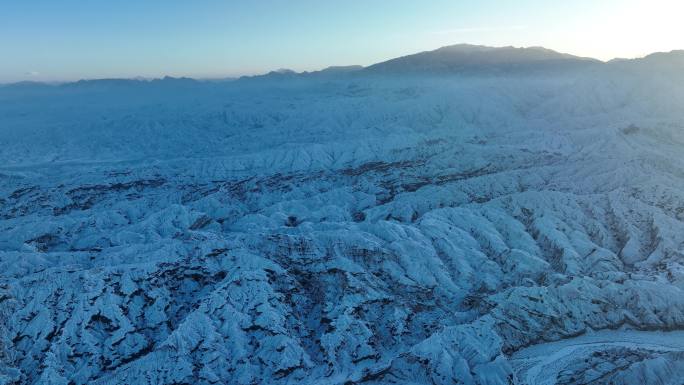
[1,45,684,384]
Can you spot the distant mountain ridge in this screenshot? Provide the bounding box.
[237,45,683,79]
[364,44,601,74]
[3,44,684,87]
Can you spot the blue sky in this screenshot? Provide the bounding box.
[1,0,682,82]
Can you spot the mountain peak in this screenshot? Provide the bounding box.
[365,44,600,74]
[273,68,297,74]
[319,65,364,73]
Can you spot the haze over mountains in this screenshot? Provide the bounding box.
[4,44,683,86]
[1,44,684,385]
[270,44,683,78]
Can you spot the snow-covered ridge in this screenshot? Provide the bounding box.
[1,46,684,385]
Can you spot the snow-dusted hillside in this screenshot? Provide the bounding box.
[2,46,684,385]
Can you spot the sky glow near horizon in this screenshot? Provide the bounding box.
[0,0,682,82]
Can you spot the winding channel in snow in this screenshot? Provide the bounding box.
[509,330,684,385]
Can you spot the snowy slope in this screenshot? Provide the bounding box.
[1,47,684,385]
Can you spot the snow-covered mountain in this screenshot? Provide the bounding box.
[1,46,684,385]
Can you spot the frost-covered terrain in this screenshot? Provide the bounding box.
[511,330,684,385]
[1,45,684,385]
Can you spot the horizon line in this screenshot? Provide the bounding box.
[3,43,683,86]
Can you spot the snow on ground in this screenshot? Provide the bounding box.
[1,48,684,384]
[511,330,684,385]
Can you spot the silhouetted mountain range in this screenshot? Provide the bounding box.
[3,44,683,87]
[364,44,601,74]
